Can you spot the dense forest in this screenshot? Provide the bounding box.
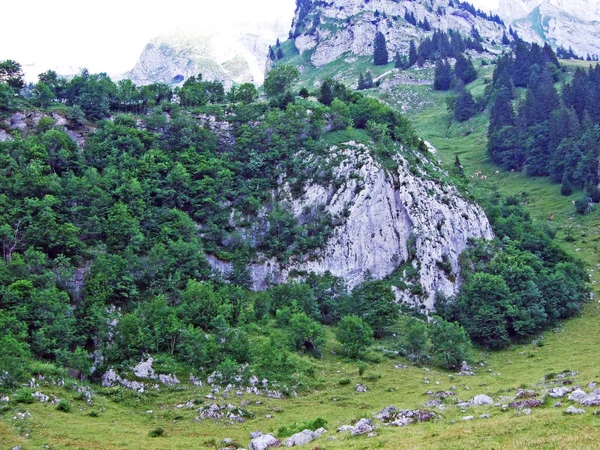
[0,54,589,391]
[487,40,600,207]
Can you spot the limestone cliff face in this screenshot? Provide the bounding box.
[494,0,600,58]
[289,0,506,67]
[210,142,493,311]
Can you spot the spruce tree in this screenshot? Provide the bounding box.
[358,73,366,90]
[433,60,453,91]
[408,40,418,67]
[374,32,389,66]
[455,54,477,84]
[319,80,333,106]
[365,71,374,89]
[277,48,284,60]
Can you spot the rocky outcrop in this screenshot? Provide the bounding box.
[290,0,506,67]
[209,142,493,311]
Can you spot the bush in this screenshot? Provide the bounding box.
[13,388,35,404]
[336,315,374,358]
[574,197,591,215]
[149,427,165,437]
[56,399,72,412]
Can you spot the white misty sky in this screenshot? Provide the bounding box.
[0,0,296,79]
[1,0,499,80]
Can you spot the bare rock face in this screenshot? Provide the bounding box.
[290,0,506,67]
[209,142,493,311]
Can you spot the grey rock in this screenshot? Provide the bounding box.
[351,418,373,436]
[516,389,538,399]
[523,409,532,415]
[390,417,413,427]
[355,384,368,393]
[470,394,494,406]
[250,431,263,439]
[33,392,49,403]
[554,402,562,408]
[367,432,378,437]
[337,425,354,433]
[479,414,491,419]
[374,405,397,420]
[548,387,568,398]
[568,388,587,402]
[248,434,281,450]
[133,357,156,379]
[566,406,586,414]
[461,416,474,421]
[223,438,233,444]
[285,429,318,447]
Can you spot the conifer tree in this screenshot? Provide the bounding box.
[434,60,453,91]
[365,71,374,89]
[357,73,366,90]
[408,40,418,67]
[319,80,333,106]
[374,32,389,66]
[454,54,477,84]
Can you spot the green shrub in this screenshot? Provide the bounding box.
[13,388,35,404]
[56,399,72,412]
[149,427,165,437]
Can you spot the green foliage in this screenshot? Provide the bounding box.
[374,32,389,66]
[148,427,165,437]
[56,399,72,412]
[336,315,374,358]
[288,312,325,356]
[263,65,300,98]
[13,388,35,404]
[349,280,399,338]
[429,318,471,369]
[443,196,589,349]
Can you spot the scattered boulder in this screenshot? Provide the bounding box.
[336,425,354,433]
[223,438,233,444]
[367,432,378,437]
[580,390,600,406]
[133,357,156,379]
[566,406,585,414]
[568,388,587,402]
[14,411,32,420]
[548,387,569,398]
[523,409,532,415]
[33,392,49,403]
[461,416,474,421]
[390,417,413,427]
[516,390,538,399]
[470,394,493,406]
[284,429,319,447]
[554,402,562,408]
[509,399,543,409]
[374,405,398,420]
[101,369,122,388]
[351,418,373,436]
[250,431,263,439]
[248,434,281,450]
[158,374,179,386]
[479,414,491,419]
[355,384,368,393]
[458,361,475,376]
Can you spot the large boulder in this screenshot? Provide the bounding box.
[470,394,493,406]
[248,434,281,450]
[285,429,318,447]
[351,418,373,436]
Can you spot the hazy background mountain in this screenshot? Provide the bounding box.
[494,0,600,57]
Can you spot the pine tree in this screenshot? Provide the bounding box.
[501,31,510,45]
[433,60,453,91]
[454,54,477,84]
[357,73,366,90]
[277,48,284,60]
[365,71,374,89]
[453,81,478,122]
[319,80,333,106]
[373,32,389,66]
[408,40,418,67]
